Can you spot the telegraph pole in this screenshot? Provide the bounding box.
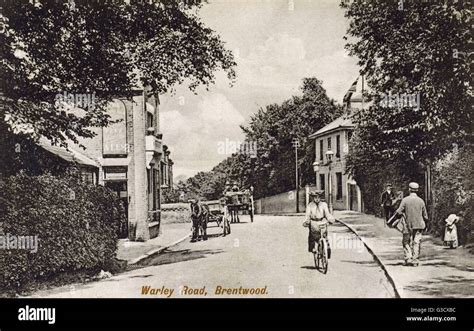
[292,138,300,213]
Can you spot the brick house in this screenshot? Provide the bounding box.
[38,87,173,241]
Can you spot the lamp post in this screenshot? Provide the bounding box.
[292,138,300,213]
[326,150,334,214]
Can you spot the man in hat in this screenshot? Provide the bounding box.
[380,183,395,224]
[223,181,231,196]
[303,190,335,257]
[394,182,428,266]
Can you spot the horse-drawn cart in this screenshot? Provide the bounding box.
[203,188,254,236]
[224,189,255,224]
[204,198,231,236]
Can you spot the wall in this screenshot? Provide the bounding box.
[254,188,307,214]
[161,202,190,224]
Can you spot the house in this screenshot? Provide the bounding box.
[307,77,366,212]
[38,87,173,241]
[37,136,100,185]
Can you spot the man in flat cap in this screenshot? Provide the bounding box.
[380,183,395,225]
[394,182,429,266]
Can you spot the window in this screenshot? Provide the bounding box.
[147,112,154,129]
[147,169,152,194]
[319,174,325,192]
[319,140,324,161]
[347,131,353,142]
[153,169,159,210]
[160,162,167,187]
[81,171,94,185]
[327,137,332,151]
[336,172,343,200]
[336,135,341,158]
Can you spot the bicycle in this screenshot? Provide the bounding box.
[313,223,329,274]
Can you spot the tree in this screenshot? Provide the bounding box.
[184,78,342,199]
[341,0,472,168]
[1,0,236,146]
[241,78,342,197]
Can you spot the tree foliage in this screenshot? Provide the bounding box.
[342,0,472,171]
[183,78,342,199]
[1,0,236,145]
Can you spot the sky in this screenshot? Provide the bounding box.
[160,0,360,180]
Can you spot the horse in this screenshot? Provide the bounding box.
[228,205,240,223]
[190,200,209,242]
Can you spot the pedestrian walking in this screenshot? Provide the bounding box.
[380,183,395,225]
[394,182,428,266]
[444,214,460,249]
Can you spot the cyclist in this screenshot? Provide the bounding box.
[303,190,335,258]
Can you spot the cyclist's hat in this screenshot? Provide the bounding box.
[309,190,324,197]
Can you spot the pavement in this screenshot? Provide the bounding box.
[334,210,474,298]
[117,222,192,265]
[28,215,397,298]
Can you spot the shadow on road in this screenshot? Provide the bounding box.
[300,266,317,270]
[404,275,474,298]
[339,259,379,267]
[129,248,224,270]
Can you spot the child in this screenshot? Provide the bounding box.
[444,214,459,249]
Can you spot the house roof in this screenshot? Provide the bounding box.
[38,137,99,168]
[308,116,354,139]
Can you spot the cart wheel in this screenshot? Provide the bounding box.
[223,217,228,236]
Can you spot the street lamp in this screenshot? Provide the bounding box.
[326,150,334,214]
[292,138,300,213]
[312,161,320,173]
[312,161,320,189]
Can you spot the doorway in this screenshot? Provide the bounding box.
[348,184,358,211]
[104,180,128,238]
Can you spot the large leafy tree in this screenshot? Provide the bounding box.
[1,0,236,146]
[185,78,342,199]
[341,0,472,173]
[241,78,342,197]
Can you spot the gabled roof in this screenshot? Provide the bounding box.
[308,115,354,139]
[38,137,99,168]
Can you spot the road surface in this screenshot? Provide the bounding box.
[30,215,397,298]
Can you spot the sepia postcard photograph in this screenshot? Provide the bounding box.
[0,0,472,329]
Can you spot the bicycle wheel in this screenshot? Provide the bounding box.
[319,239,328,274]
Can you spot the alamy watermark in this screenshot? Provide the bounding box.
[327,233,364,253]
[379,92,420,110]
[54,91,96,110]
[0,233,40,253]
[217,138,258,157]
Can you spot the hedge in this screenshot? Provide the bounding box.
[0,171,126,290]
[432,145,473,246]
[352,145,473,247]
